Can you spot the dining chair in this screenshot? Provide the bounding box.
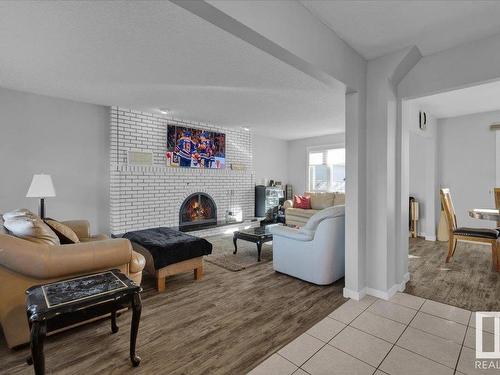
[440,188,500,271]
[495,187,500,227]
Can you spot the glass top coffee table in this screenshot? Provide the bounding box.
[233,224,280,262]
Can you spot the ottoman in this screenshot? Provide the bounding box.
[123,227,212,292]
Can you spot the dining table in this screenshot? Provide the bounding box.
[468,208,500,222]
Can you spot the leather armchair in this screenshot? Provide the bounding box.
[270,205,345,285]
[0,219,145,348]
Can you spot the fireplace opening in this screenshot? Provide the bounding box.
[179,192,217,232]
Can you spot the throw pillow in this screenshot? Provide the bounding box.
[2,208,33,220]
[44,218,80,244]
[3,209,60,246]
[293,195,311,209]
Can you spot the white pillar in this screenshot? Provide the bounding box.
[364,48,421,298]
[344,91,367,299]
[396,100,411,287]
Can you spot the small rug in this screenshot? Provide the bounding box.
[204,234,273,271]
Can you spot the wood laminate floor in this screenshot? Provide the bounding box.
[406,237,500,311]
[0,262,345,375]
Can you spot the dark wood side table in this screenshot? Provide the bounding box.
[233,225,278,261]
[25,269,142,375]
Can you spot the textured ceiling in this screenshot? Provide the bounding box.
[0,1,345,140]
[301,0,500,59]
[409,80,500,119]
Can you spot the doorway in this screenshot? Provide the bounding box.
[402,81,500,311]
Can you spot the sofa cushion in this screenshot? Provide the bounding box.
[305,192,335,210]
[44,218,80,244]
[286,208,320,218]
[3,209,60,246]
[334,192,345,206]
[293,195,311,209]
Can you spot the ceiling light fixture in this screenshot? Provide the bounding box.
[242,127,250,131]
[159,108,169,115]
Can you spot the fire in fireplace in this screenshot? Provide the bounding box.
[179,192,217,231]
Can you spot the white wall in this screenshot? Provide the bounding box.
[497,130,500,186]
[409,134,428,232]
[438,110,499,229]
[0,87,110,233]
[252,133,288,186]
[286,133,345,195]
[408,106,438,240]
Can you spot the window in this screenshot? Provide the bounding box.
[307,147,345,192]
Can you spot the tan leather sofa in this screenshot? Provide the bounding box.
[284,192,345,227]
[0,217,145,349]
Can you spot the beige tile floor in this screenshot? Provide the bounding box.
[247,293,498,375]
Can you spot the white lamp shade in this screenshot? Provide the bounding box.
[26,174,56,198]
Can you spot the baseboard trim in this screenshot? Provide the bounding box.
[364,287,396,300]
[364,273,410,300]
[343,287,366,301]
[416,232,437,241]
[401,272,410,291]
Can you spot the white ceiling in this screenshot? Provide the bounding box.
[301,0,500,60]
[409,80,500,119]
[0,1,345,140]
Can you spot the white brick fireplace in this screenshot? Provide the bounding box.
[110,107,255,235]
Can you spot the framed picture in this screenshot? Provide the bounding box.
[166,125,226,169]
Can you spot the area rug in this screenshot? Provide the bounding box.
[204,234,273,271]
[406,238,500,311]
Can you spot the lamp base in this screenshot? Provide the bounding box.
[39,198,45,219]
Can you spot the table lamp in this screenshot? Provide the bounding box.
[26,174,56,219]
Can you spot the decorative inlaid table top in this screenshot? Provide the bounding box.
[25,269,143,374]
[26,269,140,322]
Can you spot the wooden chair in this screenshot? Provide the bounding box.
[495,187,500,227]
[440,188,499,271]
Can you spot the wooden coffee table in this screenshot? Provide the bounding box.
[233,225,279,261]
[25,270,142,375]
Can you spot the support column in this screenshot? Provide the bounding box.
[364,47,421,299]
[344,91,367,300]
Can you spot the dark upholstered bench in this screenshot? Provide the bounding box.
[122,227,212,292]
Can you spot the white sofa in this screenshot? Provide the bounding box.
[270,205,345,285]
[283,192,345,227]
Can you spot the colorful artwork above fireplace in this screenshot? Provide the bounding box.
[166,125,226,169]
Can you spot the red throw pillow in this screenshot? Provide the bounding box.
[293,195,311,209]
